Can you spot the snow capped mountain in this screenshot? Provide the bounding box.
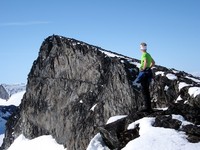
[2,83,26,97]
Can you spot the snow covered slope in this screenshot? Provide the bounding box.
[87,115,200,150]
[5,115,200,150]
[7,135,66,150]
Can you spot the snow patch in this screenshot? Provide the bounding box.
[87,133,109,150]
[90,104,97,111]
[166,73,177,80]
[172,115,192,126]
[106,115,127,124]
[186,76,200,83]
[188,87,200,98]
[164,86,169,91]
[155,71,164,76]
[100,50,125,58]
[175,95,183,103]
[172,70,180,74]
[178,82,191,91]
[122,117,200,150]
[7,134,66,150]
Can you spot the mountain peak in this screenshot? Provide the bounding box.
[1,35,200,150]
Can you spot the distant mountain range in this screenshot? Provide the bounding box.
[0,84,26,100]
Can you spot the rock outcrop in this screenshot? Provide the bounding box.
[100,103,200,149]
[1,35,140,150]
[1,35,200,150]
[0,85,9,100]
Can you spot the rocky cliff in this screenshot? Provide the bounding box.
[1,35,200,150]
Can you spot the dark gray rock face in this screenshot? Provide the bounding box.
[0,85,9,100]
[1,35,200,150]
[2,35,140,150]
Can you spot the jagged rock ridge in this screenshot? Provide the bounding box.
[1,35,200,150]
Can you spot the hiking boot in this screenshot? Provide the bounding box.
[132,82,141,92]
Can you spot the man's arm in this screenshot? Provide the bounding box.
[150,58,155,68]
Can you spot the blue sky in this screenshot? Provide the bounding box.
[1,0,200,84]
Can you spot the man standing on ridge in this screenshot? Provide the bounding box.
[135,42,155,112]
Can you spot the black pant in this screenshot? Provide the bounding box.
[140,69,152,110]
